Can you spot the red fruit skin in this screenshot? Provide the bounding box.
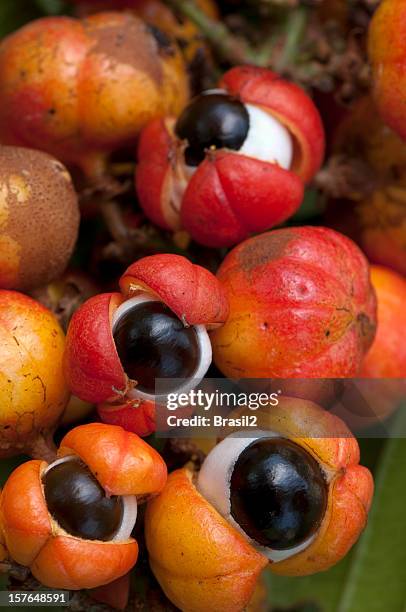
[136,119,175,231]
[368,0,406,142]
[98,396,194,436]
[220,66,325,182]
[136,66,324,247]
[98,400,156,438]
[181,151,304,248]
[64,292,127,404]
[360,265,406,377]
[119,254,229,328]
[211,227,377,378]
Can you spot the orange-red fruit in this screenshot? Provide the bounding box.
[0,423,167,590]
[211,227,377,378]
[0,146,79,291]
[0,12,189,176]
[361,265,406,377]
[368,0,406,141]
[0,291,69,457]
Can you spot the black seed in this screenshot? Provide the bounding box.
[43,460,123,541]
[175,92,250,166]
[113,301,200,394]
[230,438,327,550]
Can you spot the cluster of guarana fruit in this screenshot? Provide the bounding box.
[0,1,404,611]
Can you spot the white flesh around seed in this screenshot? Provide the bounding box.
[43,455,138,542]
[238,104,293,169]
[196,430,331,562]
[181,89,293,172]
[112,293,212,403]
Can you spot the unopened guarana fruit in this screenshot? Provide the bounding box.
[0,13,189,176]
[0,146,79,291]
[211,227,377,378]
[0,291,70,458]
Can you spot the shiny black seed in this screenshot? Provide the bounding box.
[43,460,123,541]
[230,438,327,550]
[175,93,250,166]
[113,301,200,394]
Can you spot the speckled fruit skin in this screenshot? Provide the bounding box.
[0,146,79,291]
[136,65,325,247]
[361,266,406,377]
[145,398,373,612]
[0,12,189,177]
[0,423,167,590]
[211,227,377,378]
[0,291,69,457]
[368,0,406,142]
[64,254,229,436]
[69,0,218,73]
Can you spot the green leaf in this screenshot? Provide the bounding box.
[337,409,406,612]
[265,554,353,612]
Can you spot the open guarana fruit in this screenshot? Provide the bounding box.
[198,434,328,559]
[0,423,167,590]
[111,295,211,398]
[136,65,325,247]
[63,254,228,435]
[145,398,374,612]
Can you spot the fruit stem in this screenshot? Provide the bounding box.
[275,6,308,73]
[100,199,130,245]
[26,431,58,463]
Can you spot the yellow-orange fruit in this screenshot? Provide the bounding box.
[333,96,406,184]
[145,398,373,612]
[355,186,406,277]
[0,13,189,176]
[0,291,69,457]
[0,147,79,291]
[145,468,268,612]
[368,0,406,142]
[361,265,406,377]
